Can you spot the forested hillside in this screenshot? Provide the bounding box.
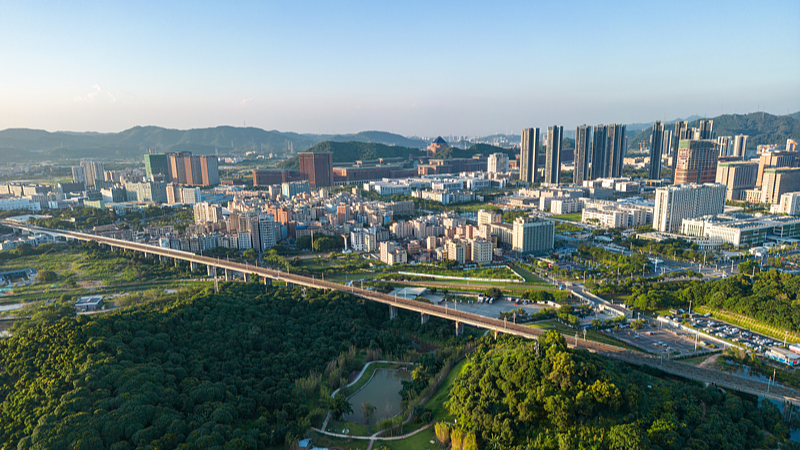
[279,141,425,169]
[594,270,800,332]
[629,112,800,151]
[446,333,795,450]
[0,127,426,162]
[0,283,454,449]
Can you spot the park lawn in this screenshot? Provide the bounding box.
[552,213,583,222]
[426,359,467,421]
[308,431,369,450]
[694,306,800,344]
[381,426,438,450]
[527,320,642,351]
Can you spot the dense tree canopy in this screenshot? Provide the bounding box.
[0,283,457,449]
[446,332,795,450]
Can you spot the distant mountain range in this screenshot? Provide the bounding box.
[628,111,800,151]
[625,115,705,132]
[0,126,429,162]
[2,110,797,163]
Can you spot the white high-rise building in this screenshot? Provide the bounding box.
[487,153,509,174]
[470,239,493,264]
[511,217,554,255]
[732,135,748,159]
[653,183,726,233]
[477,209,501,227]
[259,215,276,251]
[446,241,466,264]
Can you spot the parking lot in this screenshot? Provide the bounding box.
[665,313,783,354]
[614,326,703,355]
[423,294,551,320]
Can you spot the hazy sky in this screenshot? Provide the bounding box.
[1,0,798,136]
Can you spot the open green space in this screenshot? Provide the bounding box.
[552,212,583,222]
[426,359,466,421]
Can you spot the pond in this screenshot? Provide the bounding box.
[343,368,411,425]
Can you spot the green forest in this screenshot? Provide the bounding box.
[594,270,800,332]
[445,333,796,450]
[0,283,461,449]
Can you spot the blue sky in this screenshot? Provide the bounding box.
[1,0,798,135]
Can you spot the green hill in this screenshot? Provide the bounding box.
[0,126,427,162]
[279,141,425,169]
[629,112,800,151]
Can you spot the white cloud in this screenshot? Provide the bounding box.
[74,85,116,103]
[239,98,254,105]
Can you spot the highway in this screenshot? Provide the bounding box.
[7,221,800,407]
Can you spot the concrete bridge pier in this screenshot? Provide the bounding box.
[286,282,295,288]
[784,401,794,424]
[174,258,180,267]
[494,330,499,340]
[263,277,272,286]
[190,262,199,271]
[389,305,398,320]
[420,313,429,324]
[143,251,150,259]
[244,273,252,283]
[207,265,216,277]
[224,269,234,281]
[455,321,464,337]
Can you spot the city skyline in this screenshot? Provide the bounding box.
[1,1,798,135]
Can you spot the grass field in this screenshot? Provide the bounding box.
[382,427,438,450]
[695,306,800,344]
[552,213,583,222]
[426,359,466,421]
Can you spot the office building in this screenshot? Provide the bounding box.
[715,160,758,201]
[299,152,334,188]
[470,239,493,264]
[761,167,800,204]
[193,202,223,224]
[166,152,219,186]
[773,192,800,215]
[380,241,407,266]
[574,125,591,186]
[671,121,689,157]
[696,119,714,140]
[653,183,726,233]
[81,160,105,189]
[511,216,554,255]
[259,215,277,251]
[520,128,540,184]
[281,180,311,198]
[590,124,608,180]
[732,135,748,159]
[648,121,664,180]
[71,166,86,186]
[607,124,626,178]
[716,136,732,157]
[252,169,307,186]
[477,209,501,227]
[487,153,509,174]
[757,150,799,187]
[682,214,800,248]
[545,126,563,185]
[144,154,170,180]
[446,241,466,264]
[125,181,168,204]
[673,139,719,185]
